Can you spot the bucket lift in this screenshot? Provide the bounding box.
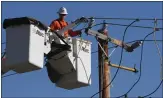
[2,16,137,90]
[2,17,92,89]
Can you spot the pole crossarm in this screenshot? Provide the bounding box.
[108,63,138,73]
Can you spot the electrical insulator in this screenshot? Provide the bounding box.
[131,41,143,50]
[88,17,95,28]
[102,20,108,31]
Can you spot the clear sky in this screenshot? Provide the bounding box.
[1,1,163,97]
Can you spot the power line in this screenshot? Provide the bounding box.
[2,72,18,78]
[1,42,6,44]
[139,79,163,98]
[90,20,138,98]
[79,22,163,31]
[116,31,156,98]
[126,40,163,44]
[2,59,48,78]
[92,22,163,30]
[1,52,6,59]
[152,20,163,98]
[89,17,163,21]
[1,52,5,54]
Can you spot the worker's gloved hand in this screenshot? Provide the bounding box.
[76,30,82,37]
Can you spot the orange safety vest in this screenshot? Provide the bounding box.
[50,19,79,38]
[50,19,69,38]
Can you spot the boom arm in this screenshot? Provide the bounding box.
[55,17,88,37]
[44,17,88,54]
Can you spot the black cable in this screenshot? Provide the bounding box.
[1,52,6,59]
[1,52,5,54]
[1,42,6,44]
[2,58,49,78]
[90,20,138,98]
[92,22,163,30]
[139,40,163,42]
[116,31,155,98]
[90,17,163,21]
[139,79,163,98]
[126,40,163,44]
[2,72,18,78]
[107,22,163,30]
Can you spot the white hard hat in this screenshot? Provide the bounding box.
[57,7,68,15]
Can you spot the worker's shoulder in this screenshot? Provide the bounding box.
[51,19,68,25]
[51,19,59,23]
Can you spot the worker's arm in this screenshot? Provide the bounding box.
[68,29,81,37]
[49,21,59,31]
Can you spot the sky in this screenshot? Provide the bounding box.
[1,1,163,98]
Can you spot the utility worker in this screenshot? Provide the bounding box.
[46,7,81,84]
[49,7,81,38]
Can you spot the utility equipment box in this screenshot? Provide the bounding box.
[3,17,48,73]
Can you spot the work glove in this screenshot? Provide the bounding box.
[76,30,82,37]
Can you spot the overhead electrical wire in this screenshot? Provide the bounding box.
[116,31,156,98]
[153,19,163,76]
[89,17,163,21]
[139,79,163,98]
[90,19,138,98]
[1,52,5,54]
[2,72,18,78]
[2,56,51,78]
[2,58,48,78]
[1,52,6,59]
[152,19,163,98]
[115,22,162,98]
[93,22,163,30]
[1,42,6,44]
[79,22,163,31]
[126,39,163,44]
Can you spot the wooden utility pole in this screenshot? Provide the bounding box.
[97,20,139,98]
[98,38,104,98]
[103,31,110,98]
[98,21,110,98]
